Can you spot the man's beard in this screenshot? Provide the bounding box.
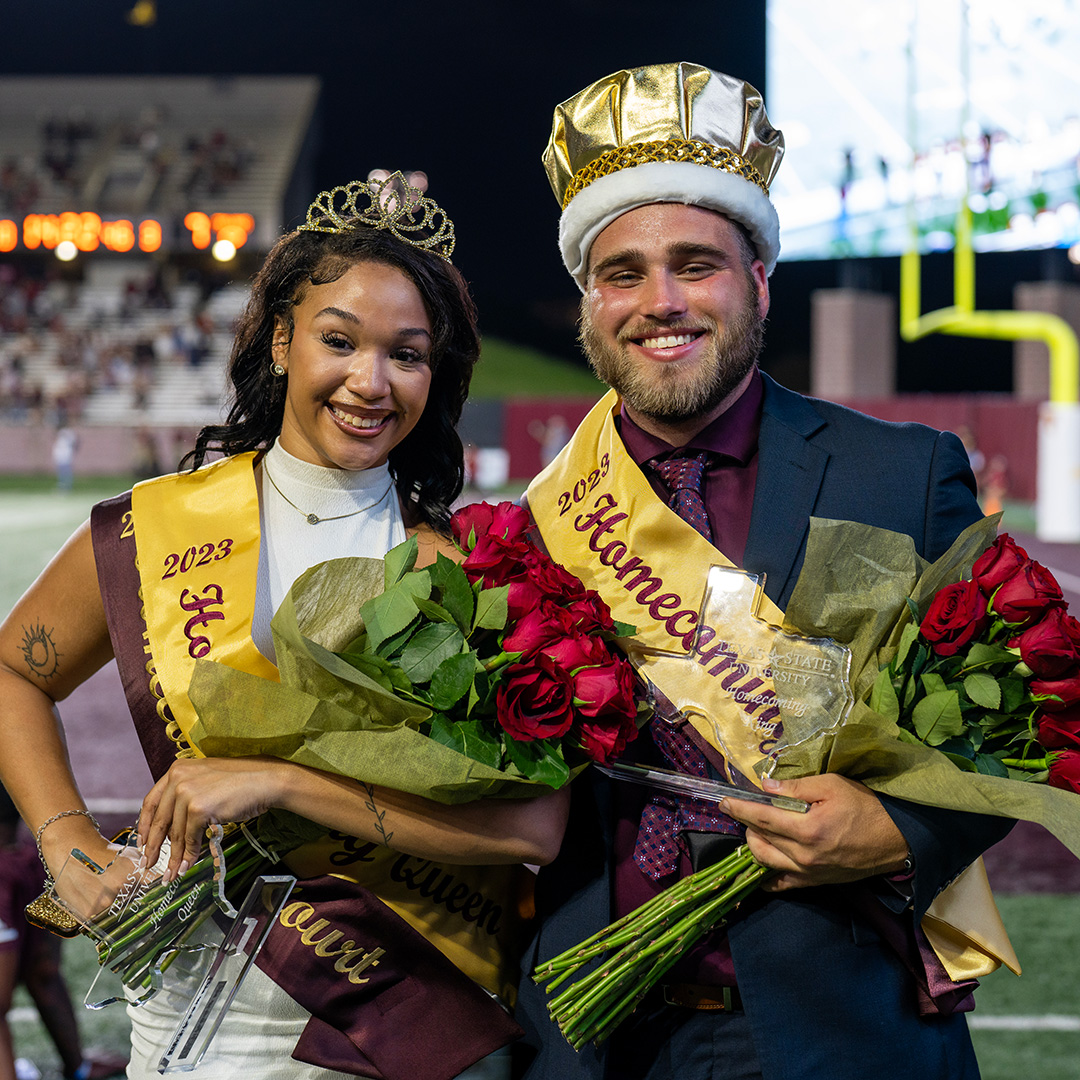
[578,292,765,426]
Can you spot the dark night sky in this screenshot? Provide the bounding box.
[0,0,766,358]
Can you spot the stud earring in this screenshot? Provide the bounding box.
[270,361,286,377]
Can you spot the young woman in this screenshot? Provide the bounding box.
[0,177,568,1080]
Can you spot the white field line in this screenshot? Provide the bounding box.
[5,1006,1079,1030]
[85,797,144,815]
[968,1015,1080,1031]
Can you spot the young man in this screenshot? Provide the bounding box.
[516,62,1014,1080]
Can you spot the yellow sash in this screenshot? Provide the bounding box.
[132,453,278,755]
[527,390,1020,982]
[129,454,520,999]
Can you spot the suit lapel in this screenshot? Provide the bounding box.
[744,374,830,608]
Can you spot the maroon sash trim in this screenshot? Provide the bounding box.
[88,492,524,1078]
[90,492,179,781]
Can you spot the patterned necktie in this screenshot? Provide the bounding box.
[634,450,742,880]
[649,452,713,540]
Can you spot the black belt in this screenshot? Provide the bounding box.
[661,983,742,1011]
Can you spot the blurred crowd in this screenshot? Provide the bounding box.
[0,262,222,427]
[1,107,255,218]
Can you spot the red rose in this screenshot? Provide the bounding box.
[1048,750,1080,795]
[1031,672,1080,711]
[451,502,494,551]
[1010,608,1080,678]
[463,532,532,588]
[1037,705,1080,750]
[503,601,574,654]
[522,547,587,602]
[563,591,616,635]
[572,649,637,721]
[920,580,990,657]
[576,710,639,765]
[507,578,547,621]
[972,535,1029,595]
[542,634,635,717]
[991,560,1064,626]
[496,653,575,742]
[451,500,532,552]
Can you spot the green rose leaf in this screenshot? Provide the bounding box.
[943,751,979,772]
[870,668,900,722]
[912,689,965,745]
[894,622,920,670]
[399,622,465,684]
[963,672,1001,711]
[384,534,419,587]
[920,672,948,697]
[974,753,1010,778]
[963,641,1017,669]
[428,554,475,633]
[504,735,570,789]
[361,569,431,652]
[1000,677,1027,714]
[416,598,456,624]
[474,585,509,631]
[337,648,414,695]
[427,715,502,769]
[611,620,637,638]
[429,651,480,711]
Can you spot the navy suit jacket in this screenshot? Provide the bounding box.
[515,374,1013,1080]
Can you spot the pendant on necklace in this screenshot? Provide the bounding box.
[306,513,320,525]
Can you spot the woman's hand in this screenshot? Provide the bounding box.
[137,757,289,882]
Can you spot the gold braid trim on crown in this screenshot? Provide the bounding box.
[297,172,455,260]
[561,139,770,210]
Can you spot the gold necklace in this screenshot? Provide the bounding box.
[264,464,393,525]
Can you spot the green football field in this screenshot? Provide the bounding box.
[2,481,1078,1078]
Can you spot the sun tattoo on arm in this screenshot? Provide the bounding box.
[360,783,395,848]
[19,623,61,681]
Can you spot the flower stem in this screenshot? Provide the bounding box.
[534,845,769,1048]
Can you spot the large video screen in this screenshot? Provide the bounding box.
[766,0,1080,260]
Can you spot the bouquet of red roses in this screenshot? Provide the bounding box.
[534,517,1080,1049]
[186,500,642,819]
[875,532,1080,792]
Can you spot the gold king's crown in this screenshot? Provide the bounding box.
[297,172,455,260]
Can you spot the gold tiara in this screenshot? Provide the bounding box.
[297,172,455,260]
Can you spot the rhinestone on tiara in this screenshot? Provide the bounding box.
[297,172,456,260]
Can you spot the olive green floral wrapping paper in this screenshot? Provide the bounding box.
[186,557,552,815]
[770,515,1080,859]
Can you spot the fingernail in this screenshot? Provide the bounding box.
[177,860,190,878]
[762,777,782,792]
[136,853,147,870]
[161,868,174,885]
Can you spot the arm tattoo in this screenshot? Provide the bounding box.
[360,783,395,847]
[19,623,61,681]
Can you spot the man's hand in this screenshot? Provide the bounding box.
[721,774,909,891]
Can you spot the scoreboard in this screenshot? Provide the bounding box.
[0,211,256,255]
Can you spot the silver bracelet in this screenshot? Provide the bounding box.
[35,809,101,883]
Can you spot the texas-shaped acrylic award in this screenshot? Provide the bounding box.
[47,827,295,1073]
[604,564,855,814]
